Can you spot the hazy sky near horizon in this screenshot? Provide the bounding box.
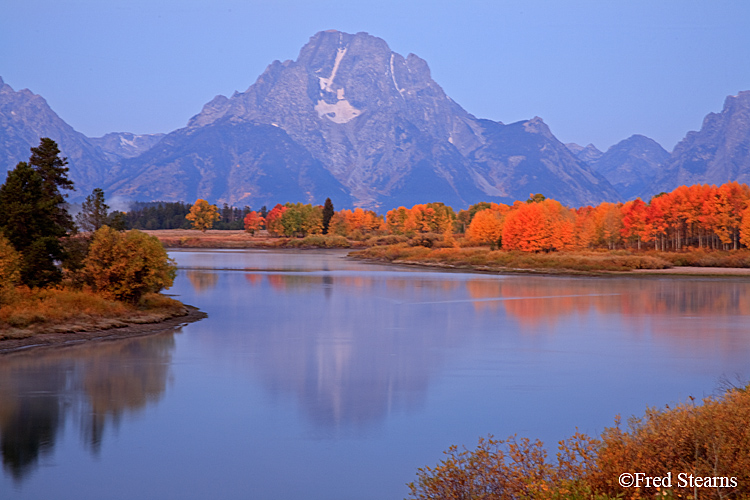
[2,0,749,152]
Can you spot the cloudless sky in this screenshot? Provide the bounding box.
[2,0,749,152]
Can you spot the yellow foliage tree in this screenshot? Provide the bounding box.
[186,199,220,232]
[466,205,508,246]
[386,207,411,234]
[82,226,176,303]
[0,233,21,303]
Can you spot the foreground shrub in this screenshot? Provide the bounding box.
[409,433,603,500]
[0,233,21,303]
[592,385,750,499]
[82,226,176,303]
[411,385,750,500]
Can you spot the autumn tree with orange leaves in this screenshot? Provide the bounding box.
[386,203,455,236]
[243,211,265,235]
[502,199,576,252]
[231,180,750,251]
[265,204,287,237]
[620,199,648,249]
[466,203,510,247]
[330,208,385,239]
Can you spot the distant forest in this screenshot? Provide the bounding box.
[123,202,267,230]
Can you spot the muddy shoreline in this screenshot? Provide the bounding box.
[0,305,207,356]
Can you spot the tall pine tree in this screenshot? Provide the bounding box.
[0,138,75,287]
[322,198,334,235]
[29,138,75,233]
[76,188,110,232]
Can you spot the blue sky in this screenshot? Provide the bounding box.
[2,0,749,152]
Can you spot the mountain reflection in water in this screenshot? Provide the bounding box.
[178,262,750,434]
[3,249,749,500]
[0,333,176,481]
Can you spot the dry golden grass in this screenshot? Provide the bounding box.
[651,248,750,267]
[352,244,672,273]
[143,229,364,249]
[0,288,186,340]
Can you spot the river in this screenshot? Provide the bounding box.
[1,249,749,499]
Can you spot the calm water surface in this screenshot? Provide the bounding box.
[2,249,749,499]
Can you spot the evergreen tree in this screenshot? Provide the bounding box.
[0,150,73,287]
[124,202,192,230]
[28,138,75,234]
[322,197,334,235]
[107,211,127,231]
[76,188,110,232]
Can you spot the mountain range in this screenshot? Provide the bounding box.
[1,31,749,210]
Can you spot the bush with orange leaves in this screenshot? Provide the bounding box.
[591,384,750,499]
[409,433,605,500]
[411,384,750,500]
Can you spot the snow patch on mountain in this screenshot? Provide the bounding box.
[314,99,362,123]
[390,54,405,95]
[319,47,347,93]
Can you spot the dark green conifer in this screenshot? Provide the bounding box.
[76,188,110,232]
[322,197,334,235]
[0,139,75,287]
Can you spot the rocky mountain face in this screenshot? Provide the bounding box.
[645,91,750,198]
[465,118,617,205]
[566,143,604,164]
[106,118,352,209]
[4,31,748,211]
[589,135,669,201]
[0,77,110,198]
[112,30,617,208]
[89,132,164,163]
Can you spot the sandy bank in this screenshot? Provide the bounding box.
[0,305,207,355]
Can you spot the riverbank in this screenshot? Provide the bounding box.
[0,287,207,354]
[0,303,206,355]
[143,229,364,249]
[350,245,750,276]
[145,230,750,276]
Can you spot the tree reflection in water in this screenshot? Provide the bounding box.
[186,270,219,293]
[0,332,176,482]
[193,271,750,432]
